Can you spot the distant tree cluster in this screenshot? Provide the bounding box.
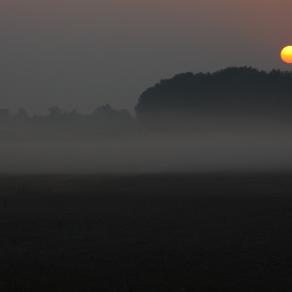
[135,67,292,118]
[0,105,133,140]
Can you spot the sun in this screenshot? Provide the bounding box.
[281,46,292,64]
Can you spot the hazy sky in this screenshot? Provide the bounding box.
[1,0,292,113]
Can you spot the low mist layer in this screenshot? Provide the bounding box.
[1,129,292,174]
[1,67,292,173]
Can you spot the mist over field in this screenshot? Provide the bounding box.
[1,122,292,174]
[1,67,292,174]
[0,67,292,173]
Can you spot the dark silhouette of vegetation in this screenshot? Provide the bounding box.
[136,67,292,118]
[2,67,292,139]
[0,105,134,140]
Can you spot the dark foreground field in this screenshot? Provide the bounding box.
[1,173,292,292]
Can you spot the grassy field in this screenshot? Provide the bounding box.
[1,172,292,291]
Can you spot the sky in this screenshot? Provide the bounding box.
[1,0,292,113]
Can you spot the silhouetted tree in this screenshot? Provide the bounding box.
[0,108,10,120]
[135,67,292,118]
[16,108,29,120]
[48,106,64,118]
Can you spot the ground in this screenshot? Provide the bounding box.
[1,172,292,291]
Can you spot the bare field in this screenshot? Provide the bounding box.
[1,173,292,291]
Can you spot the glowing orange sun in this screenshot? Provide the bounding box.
[281,46,292,64]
